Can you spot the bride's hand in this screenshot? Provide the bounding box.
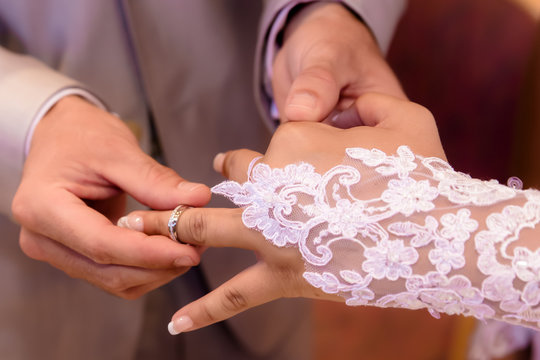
[123,93,446,334]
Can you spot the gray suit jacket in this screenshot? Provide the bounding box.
[0,1,405,359]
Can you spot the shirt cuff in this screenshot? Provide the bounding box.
[23,87,107,157]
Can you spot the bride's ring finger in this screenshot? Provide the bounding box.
[120,207,260,250]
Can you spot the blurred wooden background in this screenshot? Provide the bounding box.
[313,0,539,359]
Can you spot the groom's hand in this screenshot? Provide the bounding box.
[272,3,406,125]
[11,96,210,299]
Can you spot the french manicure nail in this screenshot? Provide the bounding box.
[117,215,143,231]
[168,316,193,335]
[117,216,128,228]
[127,215,144,231]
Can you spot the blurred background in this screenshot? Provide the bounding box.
[313,0,540,359]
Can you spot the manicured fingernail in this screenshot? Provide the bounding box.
[174,256,194,267]
[117,215,143,232]
[168,316,193,335]
[288,92,317,110]
[117,216,128,228]
[128,215,144,231]
[177,182,205,193]
[331,106,363,129]
[213,153,225,173]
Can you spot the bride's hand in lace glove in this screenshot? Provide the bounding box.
[126,94,445,334]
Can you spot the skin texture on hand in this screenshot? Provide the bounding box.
[273,3,406,124]
[127,94,446,333]
[11,96,211,299]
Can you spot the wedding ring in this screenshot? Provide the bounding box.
[168,205,191,243]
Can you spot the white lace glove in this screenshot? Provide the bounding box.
[213,145,540,330]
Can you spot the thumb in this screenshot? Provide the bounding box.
[167,263,280,335]
[107,150,211,210]
[284,65,340,122]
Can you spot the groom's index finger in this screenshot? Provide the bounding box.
[213,149,262,182]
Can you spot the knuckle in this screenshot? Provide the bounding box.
[86,241,113,265]
[271,122,312,150]
[200,302,219,323]
[221,287,248,313]
[99,273,128,293]
[11,190,34,226]
[114,285,145,300]
[270,253,306,296]
[275,267,303,297]
[10,195,24,223]
[183,210,207,245]
[301,65,336,86]
[18,234,43,260]
[274,121,303,140]
[416,104,435,121]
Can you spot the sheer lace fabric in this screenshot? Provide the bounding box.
[212,146,540,330]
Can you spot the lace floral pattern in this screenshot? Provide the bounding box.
[212,146,540,330]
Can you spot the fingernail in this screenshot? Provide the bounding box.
[174,256,194,267]
[168,316,193,335]
[288,92,317,111]
[177,182,205,193]
[117,216,128,228]
[117,215,144,232]
[213,153,225,173]
[331,106,363,129]
[127,215,144,231]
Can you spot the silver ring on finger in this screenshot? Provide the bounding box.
[168,205,191,243]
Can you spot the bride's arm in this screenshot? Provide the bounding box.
[123,94,540,334]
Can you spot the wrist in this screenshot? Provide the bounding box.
[43,95,91,119]
[25,89,109,158]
